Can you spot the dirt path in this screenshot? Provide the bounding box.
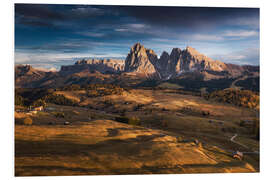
[230,134,248,149]
[229,134,259,154]
[230,75,248,89]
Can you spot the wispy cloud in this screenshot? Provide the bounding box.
[76,31,105,37]
[15,50,126,70]
[224,17,259,28]
[114,23,150,33]
[211,48,259,65]
[70,7,105,17]
[189,34,224,41]
[223,30,258,38]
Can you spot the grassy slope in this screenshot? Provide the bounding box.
[15,120,255,176]
[15,89,259,176]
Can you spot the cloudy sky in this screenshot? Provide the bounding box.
[15,4,260,70]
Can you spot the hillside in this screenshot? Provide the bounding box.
[15,84,260,176]
[15,119,256,176]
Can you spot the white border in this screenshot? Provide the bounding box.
[1,0,269,180]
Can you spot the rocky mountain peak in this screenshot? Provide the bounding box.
[146,49,158,64]
[184,46,206,60]
[171,48,182,54]
[158,51,170,67]
[160,51,170,59]
[124,43,228,78]
[124,43,157,75]
[170,48,182,59]
[131,42,145,52]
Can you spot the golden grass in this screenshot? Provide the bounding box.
[15,89,259,176]
[15,120,256,176]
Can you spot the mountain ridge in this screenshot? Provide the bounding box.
[15,43,259,91]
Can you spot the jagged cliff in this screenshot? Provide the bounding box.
[58,43,255,80]
[60,58,125,75]
[124,43,228,79]
[124,43,158,76]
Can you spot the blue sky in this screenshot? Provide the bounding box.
[15,4,260,70]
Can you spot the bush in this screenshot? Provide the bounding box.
[23,117,33,125]
[161,119,169,127]
[15,93,24,106]
[44,94,77,106]
[115,116,129,124]
[32,99,46,107]
[128,116,141,125]
[115,116,141,125]
[204,89,259,109]
[177,136,183,143]
[239,120,245,127]
[84,84,124,97]
[54,112,65,118]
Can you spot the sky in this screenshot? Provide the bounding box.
[15,4,260,70]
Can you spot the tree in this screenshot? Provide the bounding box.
[24,117,33,125]
[32,99,46,107]
[15,93,24,106]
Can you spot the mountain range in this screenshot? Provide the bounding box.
[15,43,259,92]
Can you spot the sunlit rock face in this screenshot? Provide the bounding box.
[124,43,158,76]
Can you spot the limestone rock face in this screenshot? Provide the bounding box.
[124,43,229,79]
[152,46,228,79]
[15,65,47,88]
[169,48,182,74]
[124,43,157,75]
[180,46,227,72]
[154,51,171,78]
[61,58,125,75]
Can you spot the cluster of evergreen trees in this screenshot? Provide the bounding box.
[204,89,259,109]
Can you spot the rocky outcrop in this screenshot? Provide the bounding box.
[15,65,48,88]
[159,46,227,78]
[124,43,157,76]
[124,44,228,79]
[75,59,125,71]
[61,58,125,75]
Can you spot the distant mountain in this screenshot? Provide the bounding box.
[15,43,259,92]
[60,58,125,75]
[123,43,259,80]
[15,65,48,88]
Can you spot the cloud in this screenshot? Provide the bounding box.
[118,6,259,30]
[189,34,224,41]
[15,4,64,20]
[211,48,259,65]
[70,7,105,17]
[15,50,126,70]
[114,23,150,33]
[223,30,259,38]
[15,4,110,28]
[76,31,105,37]
[17,40,99,53]
[224,17,259,28]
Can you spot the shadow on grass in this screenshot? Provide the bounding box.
[15,133,167,158]
[182,160,246,169]
[15,165,103,176]
[15,164,183,176]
